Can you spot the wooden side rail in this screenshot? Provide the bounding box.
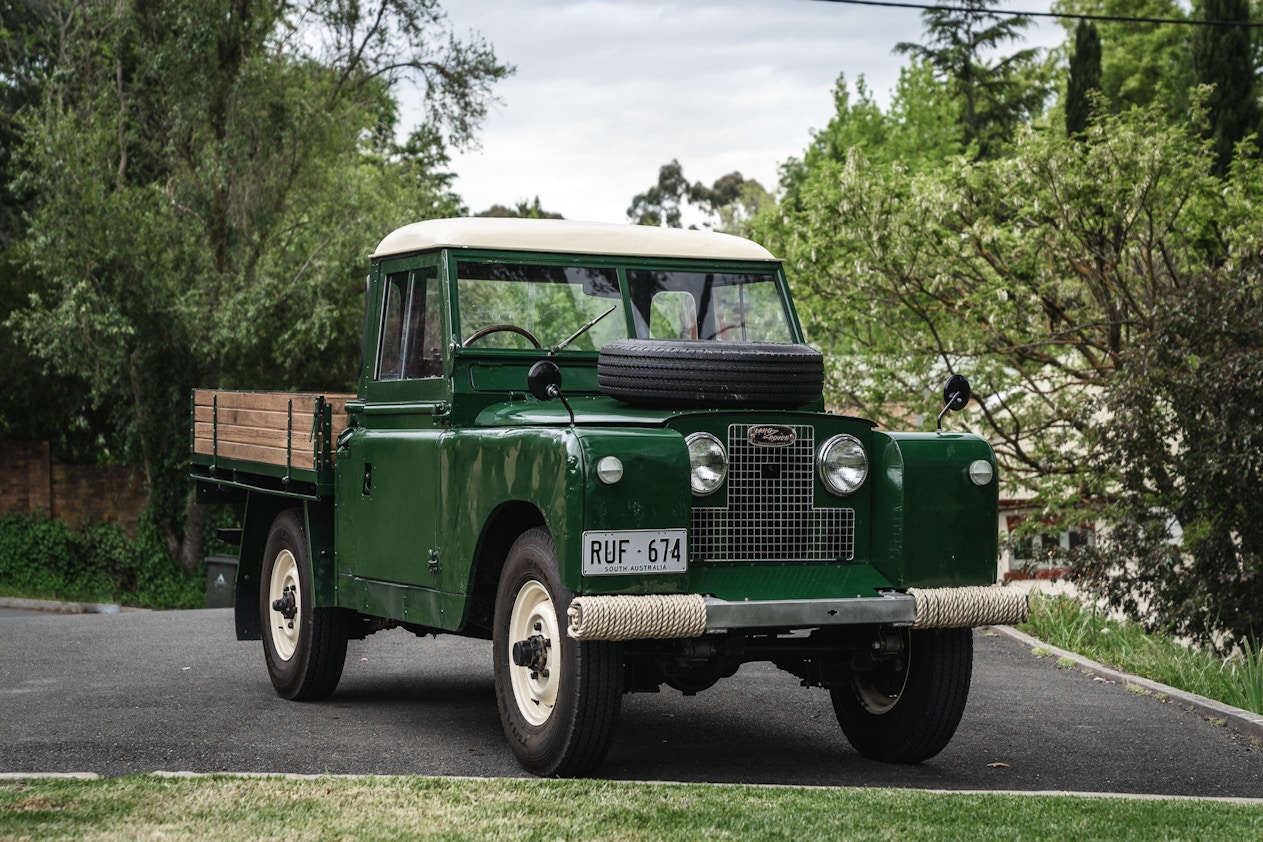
[192,390,354,471]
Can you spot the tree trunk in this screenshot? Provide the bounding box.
[178,495,209,575]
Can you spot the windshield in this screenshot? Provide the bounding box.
[454,262,795,352]
[626,270,794,343]
[456,262,626,351]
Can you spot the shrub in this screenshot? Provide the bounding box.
[0,513,203,609]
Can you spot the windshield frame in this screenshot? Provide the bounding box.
[445,248,805,358]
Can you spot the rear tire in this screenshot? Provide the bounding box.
[493,527,623,777]
[260,509,348,701]
[831,628,973,763]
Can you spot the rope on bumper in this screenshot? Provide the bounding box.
[908,586,1029,629]
[568,594,707,641]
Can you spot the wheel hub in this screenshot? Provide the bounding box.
[272,586,298,622]
[507,580,561,726]
[512,632,551,679]
[851,631,911,715]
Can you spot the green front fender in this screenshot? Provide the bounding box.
[442,425,692,596]
[441,427,581,594]
[869,431,999,588]
[572,427,692,593]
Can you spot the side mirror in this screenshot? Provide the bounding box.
[943,374,971,412]
[936,374,972,431]
[527,360,563,401]
[527,360,575,426]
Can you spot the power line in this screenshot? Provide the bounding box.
[811,0,1263,28]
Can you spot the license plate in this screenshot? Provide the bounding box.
[581,529,688,576]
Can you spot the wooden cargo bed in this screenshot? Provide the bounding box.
[192,390,354,473]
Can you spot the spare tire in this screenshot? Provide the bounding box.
[597,339,824,409]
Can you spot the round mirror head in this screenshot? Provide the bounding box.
[944,374,972,411]
[527,360,563,401]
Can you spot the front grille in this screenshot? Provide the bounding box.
[691,424,855,562]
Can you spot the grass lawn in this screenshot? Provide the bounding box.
[2,775,1261,841]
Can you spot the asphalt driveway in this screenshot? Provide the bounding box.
[1,607,1261,796]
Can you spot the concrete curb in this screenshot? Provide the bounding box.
[0,597,123,615]
[990,625,1263,746]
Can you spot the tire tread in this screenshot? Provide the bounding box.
[832,627,973,764]
[597,339,823,408]
[261,508,348,702]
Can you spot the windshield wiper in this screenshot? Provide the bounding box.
[548,305,617,356]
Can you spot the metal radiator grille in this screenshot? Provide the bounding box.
[691,424,855,562]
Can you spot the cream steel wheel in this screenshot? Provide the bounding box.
[850,634,911,715]
[831,627,973,763]
[259,509,348,701]
[267,548,301,661]
[508,580,561,726]
[492,527,623,777]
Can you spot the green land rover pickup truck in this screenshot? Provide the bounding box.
[191,217,1026,777]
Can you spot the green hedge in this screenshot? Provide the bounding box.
[0,513,204,609]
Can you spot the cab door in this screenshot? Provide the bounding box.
[338,256,448,591]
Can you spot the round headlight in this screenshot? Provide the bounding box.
[685,432,727,496]
[818,434,868,496]
[968,459,994,486]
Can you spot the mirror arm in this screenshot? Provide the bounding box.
[936,391,960,432]
[555,389,575,427]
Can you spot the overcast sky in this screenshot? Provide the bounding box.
[422,0,1066,224]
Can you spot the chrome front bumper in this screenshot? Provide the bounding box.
[567,586,1029,641]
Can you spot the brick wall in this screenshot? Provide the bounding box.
[0,442,148,537]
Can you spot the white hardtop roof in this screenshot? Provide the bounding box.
[372,217,779,262]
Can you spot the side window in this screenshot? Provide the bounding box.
[403,267,442,379]
[376,272,407,381]
[377,267,442,382]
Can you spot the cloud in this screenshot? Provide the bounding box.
[412,0,1062,223]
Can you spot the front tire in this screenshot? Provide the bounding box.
[831,627,973,763]
[493,527,623,777]
[260,509,348,701]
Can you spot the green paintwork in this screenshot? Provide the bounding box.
[440,426,582,592]
[305,500,338,606]
[336,424,441,588]
[870,431,999,588]
[191,234,1001,638]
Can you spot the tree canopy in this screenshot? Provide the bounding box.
[1,0,510,570]
[895,0,1051,159]
[1192,0,1260,175]
[626,160,771,235]
[1065,20,1102,137]
[755,78,1263,646]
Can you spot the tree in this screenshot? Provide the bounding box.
[895,0,1050,159]
[1065,20,1102,137]
[775,65,964,220]
[476,197,564,219]
[762,95,1263,647]
[1052,0,1191,115]
[6,0,510,571]
[1192,0,1260,175]
[1075,259,1263,649]
[627,160,769,234]
[627,160,692,227]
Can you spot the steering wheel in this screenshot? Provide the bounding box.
[462,324,542,349]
